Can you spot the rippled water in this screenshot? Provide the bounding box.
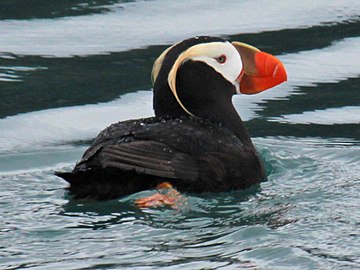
[0,1,359,269]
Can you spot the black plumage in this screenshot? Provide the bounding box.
[57,116,264,199]
[56,36,275,200]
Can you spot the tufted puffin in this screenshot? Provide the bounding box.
[55,36,287,207]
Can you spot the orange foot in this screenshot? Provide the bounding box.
[135,182,184,209]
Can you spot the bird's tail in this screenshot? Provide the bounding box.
[54,171,81,185]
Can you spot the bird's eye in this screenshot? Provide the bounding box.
[215,55,227,64]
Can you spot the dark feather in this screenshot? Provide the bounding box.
[56,117,264,199]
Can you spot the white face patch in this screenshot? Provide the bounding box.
[167,40,245,116]
[190,41,243,93]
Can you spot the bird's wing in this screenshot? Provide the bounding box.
[84,140,201,181]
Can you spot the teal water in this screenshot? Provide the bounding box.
[0,1,359,269]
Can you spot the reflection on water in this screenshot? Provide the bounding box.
[0,49,160,118]
[0,0,359,269]
[0,0,132,20]
[0,0,359,57]
[270,106,360,125]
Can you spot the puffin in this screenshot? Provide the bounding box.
[56,36,287,207]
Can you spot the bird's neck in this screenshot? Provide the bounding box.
[154,92,253,147]
[197,100,254,147]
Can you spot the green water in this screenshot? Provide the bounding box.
[0,1,359,269]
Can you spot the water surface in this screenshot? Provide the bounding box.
[0,1,359,269]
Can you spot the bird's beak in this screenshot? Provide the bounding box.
[232,42,287,94]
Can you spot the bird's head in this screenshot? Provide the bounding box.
[152,36,287,118]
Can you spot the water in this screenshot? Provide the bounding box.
[0,1,359,269]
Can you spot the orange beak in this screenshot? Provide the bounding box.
[232,42,287,94]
